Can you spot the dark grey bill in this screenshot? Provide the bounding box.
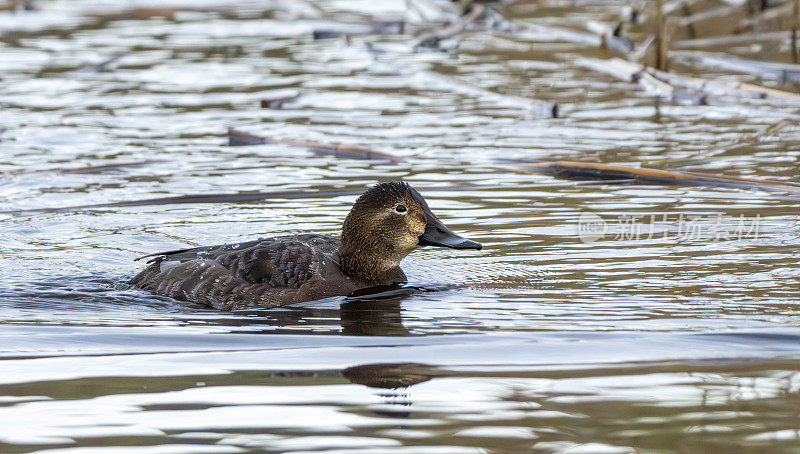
[418,212,482,250]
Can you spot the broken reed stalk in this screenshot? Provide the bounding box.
[651,67,800,102]
[576,57,800,105]
[679,1,697,39]
[654,0,669,71]
[227,128,404,163]
[517,161,800,193]
[585,21,635,52]
[413,3,485,50]
[574,57,677,100]
[501,16,637,56]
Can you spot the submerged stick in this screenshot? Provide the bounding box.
[516,161,800,193]
[227,128,404,163]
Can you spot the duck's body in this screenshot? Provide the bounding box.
[130,182,480,310]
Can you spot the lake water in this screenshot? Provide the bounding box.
[3,0,800,452]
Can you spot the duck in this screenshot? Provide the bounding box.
[129,181,481,311]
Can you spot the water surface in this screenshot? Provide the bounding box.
[2,0,800,452]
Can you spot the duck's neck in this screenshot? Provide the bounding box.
[338,238,407,286]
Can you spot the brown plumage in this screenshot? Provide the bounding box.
[129,182,481,310]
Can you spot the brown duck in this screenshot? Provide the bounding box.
[130,182,481,310]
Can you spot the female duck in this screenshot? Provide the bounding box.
[130,182,481,310]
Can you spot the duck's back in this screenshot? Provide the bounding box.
[130,234,343,310]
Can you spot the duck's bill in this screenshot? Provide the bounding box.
[418,215,482,250]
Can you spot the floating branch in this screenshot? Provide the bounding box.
[574,57,692,102]
[675,52,800,83]
[516,161,800,193]
[496,15,639,57]
[227,128,404,163]
[648,65,800,102]
[413,3,485,50]
[585,21,636,52]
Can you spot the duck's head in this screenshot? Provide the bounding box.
[339,181,481,284]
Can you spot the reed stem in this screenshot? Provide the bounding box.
[654,0,669,71]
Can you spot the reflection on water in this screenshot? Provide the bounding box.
[2,0,800,452]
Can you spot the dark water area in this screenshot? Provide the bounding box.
[3,0,800,452]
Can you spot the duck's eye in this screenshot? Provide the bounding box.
[395,204,407,214]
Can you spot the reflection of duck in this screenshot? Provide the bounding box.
[340,295,408,336]
[342,363,436,389]
[130,182,481,310]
